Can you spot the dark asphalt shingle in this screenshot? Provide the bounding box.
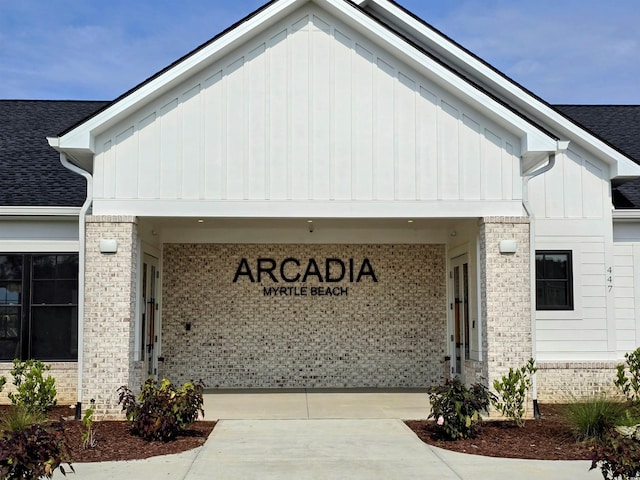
[0,100,108,207]
[554,105,640,209]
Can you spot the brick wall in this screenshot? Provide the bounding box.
[160,244,447,388]
[479,217,532,388]
[537,361,623,402]
[84,215,138,419]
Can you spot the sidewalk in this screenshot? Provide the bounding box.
[71,418,600,480]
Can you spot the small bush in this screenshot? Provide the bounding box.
[81,407,97,449]
[590,427,640,480]
[118,378,204,441]
[614,347,640,403]
[563,397,626,442]
[491,358,537,427]
[428,377,495,440]
[8,359,57,415]
[0,421,73,480]
[0,375,6,393]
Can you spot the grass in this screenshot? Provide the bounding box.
[0,405,46,433]
[562,397,627,442]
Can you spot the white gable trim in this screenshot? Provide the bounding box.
[50,0,558,164]
[358,0,640,178]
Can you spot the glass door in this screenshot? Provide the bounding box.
[141,254,159,377]
[451,255,469,376]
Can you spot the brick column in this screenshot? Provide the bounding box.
[84,216,138,419]
[479,217,531,390]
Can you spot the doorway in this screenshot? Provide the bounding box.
[450,254,469,376]
[141,254,159,377]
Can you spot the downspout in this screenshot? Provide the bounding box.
[521,141,568,419]
[60,153,92,420]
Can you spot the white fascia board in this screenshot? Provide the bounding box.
[362,0,639,176]
[54,0,303,154]
[613,210,640,221]
[93,199,524,218]
[323,0,556,156]
[0,206,81,217]
[0,240,79,253]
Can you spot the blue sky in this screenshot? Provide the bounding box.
[1,0,638,104]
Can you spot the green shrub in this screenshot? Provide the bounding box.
[590,427,640,480]
[0,375,6,393]
[81,407,97,449]
[491,358,537,427]
[118,378,204,441]
[428,377,495,440]
[563,397,626,442]
[0,421,73,480]
[8,359,57,415]
[614,347,640,403]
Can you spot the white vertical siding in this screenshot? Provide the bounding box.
[614,243,636,354]
[93,5,522,211]
[530,147,607,219]
[535,236,610,360]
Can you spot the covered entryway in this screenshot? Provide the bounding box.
[155,221,452,389]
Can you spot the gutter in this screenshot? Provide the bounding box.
[59,152,92,420]
[521,140,569,419]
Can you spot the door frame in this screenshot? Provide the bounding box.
[449,253,470,377]
[140,253,160,378]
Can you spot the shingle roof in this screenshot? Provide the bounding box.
[554,105,640,164]
[554,105,640,209]
[0,100,108,207]
[2,100,639,209]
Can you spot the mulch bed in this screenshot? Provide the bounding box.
[405,404,592,460]
[0,404,216,463]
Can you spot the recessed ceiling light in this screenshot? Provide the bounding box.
[307,220,313,223]
[407,220,414,223]
[197,219,204,223]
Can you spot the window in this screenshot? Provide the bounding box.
[0,254,78,361]
[535,250,573,310]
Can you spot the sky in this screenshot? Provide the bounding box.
[0,0,638,104]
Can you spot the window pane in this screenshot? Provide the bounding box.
[0,307,21,360]
[30,306,77,360]
[0,255,22,280]
[0,282,21,304]
[32,256,56,278]
[542,255,568,279]
[535,250,573,310]
[56,256,78,279]
[32,279,78,305]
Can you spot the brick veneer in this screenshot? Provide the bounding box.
[160,244,447,388]
[84,215,140,419]
[479,217,532,389]
[537,361,623,402]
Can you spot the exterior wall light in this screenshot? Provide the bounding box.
[499,239,517,254]
[99,239,118,254]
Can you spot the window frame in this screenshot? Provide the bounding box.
[0,253,78,362]
[535,250,574,311]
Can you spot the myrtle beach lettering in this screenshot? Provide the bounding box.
[232,257,377,297]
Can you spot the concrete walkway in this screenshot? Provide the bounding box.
[69,391,601,479]
[72,418,600,480]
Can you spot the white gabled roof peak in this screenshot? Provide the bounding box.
[52,0,640,177]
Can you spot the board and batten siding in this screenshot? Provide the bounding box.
[531,146,622,361]
[92,5,521,216]
[613,222,640,357]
